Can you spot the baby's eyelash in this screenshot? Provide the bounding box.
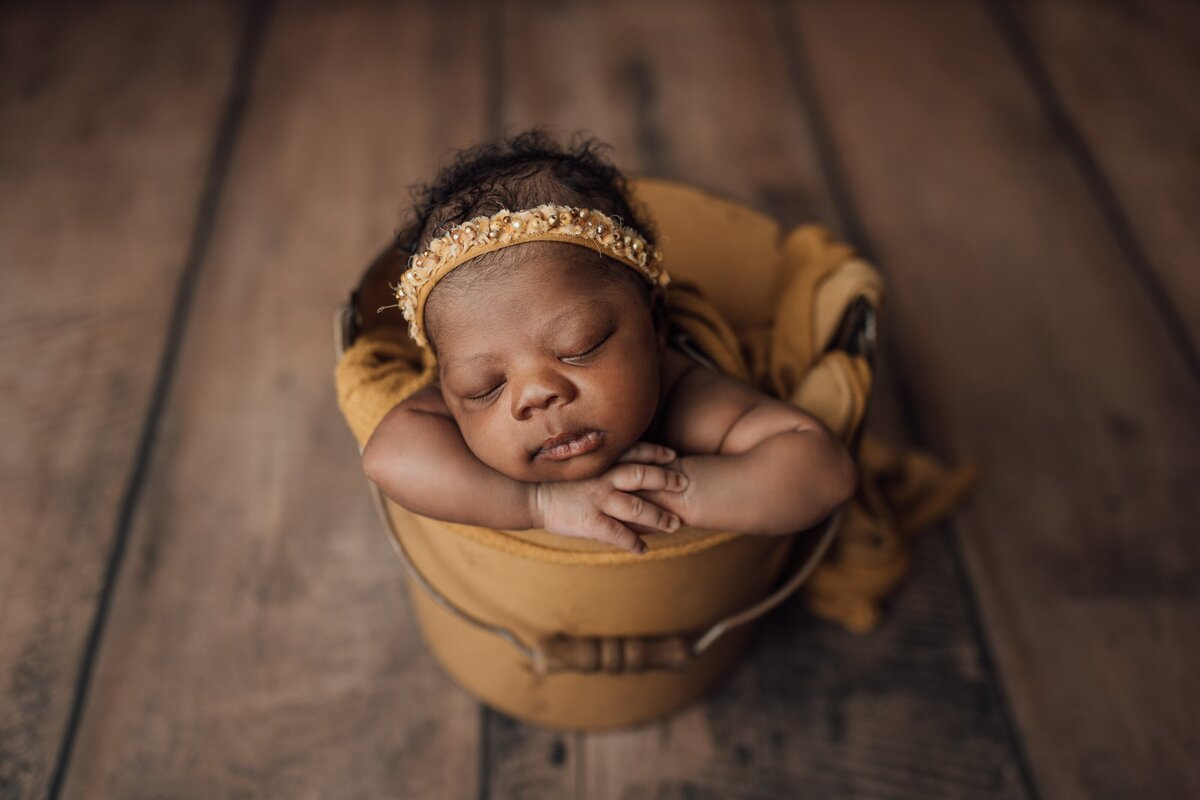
[562,331,613,362]
[467,382,504,402]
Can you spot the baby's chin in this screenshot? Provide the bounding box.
[490,445,622,485]
[531,449,618,483]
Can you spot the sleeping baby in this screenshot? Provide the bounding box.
[360,130,857,554]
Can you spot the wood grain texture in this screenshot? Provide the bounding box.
[482,1,1030,797]
[501,0,840,228]
[0,4,242,797]
[791,1,1200,797]
[57,2,489,797]
[1005,0,1200,361]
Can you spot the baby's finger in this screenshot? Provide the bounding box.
[608,462,689,493]
[590,515,649,554]
[616,442,676,465]
[603,491,681,533]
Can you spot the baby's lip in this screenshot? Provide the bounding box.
[534,430,605,461]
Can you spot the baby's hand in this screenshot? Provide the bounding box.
[529,443,688,554]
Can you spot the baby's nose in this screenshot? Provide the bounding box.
[511,371,576,420]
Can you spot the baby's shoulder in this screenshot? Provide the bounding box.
[655,347,765,455]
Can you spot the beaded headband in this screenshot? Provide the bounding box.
[390,204,669,347]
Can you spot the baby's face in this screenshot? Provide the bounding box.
[426,244,661,484]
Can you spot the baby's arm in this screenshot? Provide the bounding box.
[361,384,686,552]
[639,359,858,535]
[363,384,534,529]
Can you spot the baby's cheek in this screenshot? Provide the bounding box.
[459,422,528,480]
[610,366,660,436]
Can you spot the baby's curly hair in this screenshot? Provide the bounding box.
[395,129,667,349]
[394,128,657,257]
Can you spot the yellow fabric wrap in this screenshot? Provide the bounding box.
[335,177,974,637]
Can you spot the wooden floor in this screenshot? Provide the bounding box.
[3,1,1197,798]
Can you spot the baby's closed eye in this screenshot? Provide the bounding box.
[466,381,505,402]
[437,368,502,405]
[559,328,613,363]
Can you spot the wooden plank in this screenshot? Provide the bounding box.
[501,0,840,227]
[1003,0,1200,363]
[790,1,1200,797]
[482,1,1030,797]
[57,2,490,797]
[481,712,578,799]
[0,4,243,798]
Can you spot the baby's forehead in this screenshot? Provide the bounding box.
[443,295,611,351]
[438,241,597,289]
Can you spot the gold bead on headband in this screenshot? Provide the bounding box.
[391,204,669,347]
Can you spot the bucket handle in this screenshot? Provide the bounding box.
[367,476,839,674]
